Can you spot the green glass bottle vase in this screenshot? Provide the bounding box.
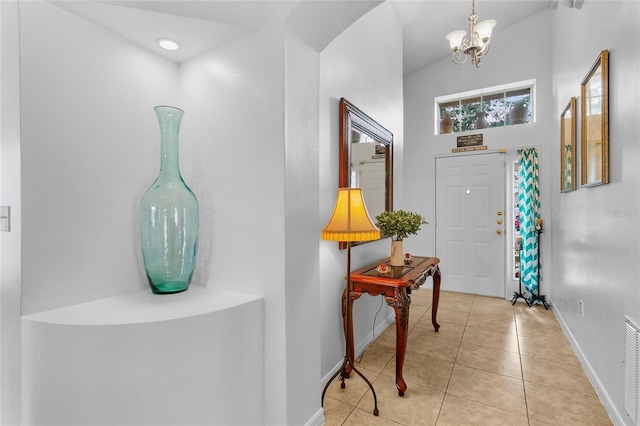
[139,106,199,294]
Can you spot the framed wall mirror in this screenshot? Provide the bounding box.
[581,49,609,187]
[339,98,393,248]
[560,97,577,192]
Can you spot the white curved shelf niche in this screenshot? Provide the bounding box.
[22,285,264,426]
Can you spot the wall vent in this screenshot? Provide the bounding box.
[625,316,640,424]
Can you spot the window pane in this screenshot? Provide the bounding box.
[460,96,481,105]
[506,88,530,98]
[482,95,507,128]
[439,103,461,133]
[448,103,462,132]
[587,79,602,115]
[460,97,481,131]
[483,92,503,101]
[440,101,458,108]
[506,88,531,125]
[436,83,534,134]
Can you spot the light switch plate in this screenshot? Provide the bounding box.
[0,206,10,232]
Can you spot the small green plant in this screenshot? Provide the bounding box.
[375,210,428,241]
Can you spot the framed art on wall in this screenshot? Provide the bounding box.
[561,97,577,192]
[581,49,609,187]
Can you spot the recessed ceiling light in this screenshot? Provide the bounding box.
[156,38,180,51]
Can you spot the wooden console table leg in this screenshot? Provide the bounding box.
[386,290,410,396]
[432,266,441,332]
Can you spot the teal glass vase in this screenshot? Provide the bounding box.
[139,106,199,294]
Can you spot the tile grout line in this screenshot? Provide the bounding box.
[434,295,475,426]
[327,292,610,425]
[513,305,533,425]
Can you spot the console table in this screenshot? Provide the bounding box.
[343,256,441,396]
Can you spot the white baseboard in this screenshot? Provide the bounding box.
[553,306,626,425]
[320,311,394,385]
[354,311,395,359]
[316,308,395,426]
[305,407,325,426]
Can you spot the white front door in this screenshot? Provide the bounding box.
[356,161,386,219]
[435,153,506,297]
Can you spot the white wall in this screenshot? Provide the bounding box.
[1,1,23,423]
[13,1,288,423]
[178,25,286,297]
[14,2,296,422]
[319,2,404,380]
[4,1,401,424]
[283,27,322,425]
[14,1,636,425]
[19,1,179,315]
[403,10,554,298]
[550,2,640,424]
[5,2,179,423]
[178,22,288,424]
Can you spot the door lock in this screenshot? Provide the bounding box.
[496,220,503,225]
[497,210,503,216]
[496,229,503,235]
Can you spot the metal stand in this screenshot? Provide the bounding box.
[528,228,549,309]
[511,240,530,306]
[321,241,379,416]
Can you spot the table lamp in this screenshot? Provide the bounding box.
[321,188,381,416]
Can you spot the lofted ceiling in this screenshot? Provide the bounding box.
[49,0,557,75]
[391,0,556,74]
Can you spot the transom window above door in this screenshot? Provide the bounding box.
[435,80,535,135]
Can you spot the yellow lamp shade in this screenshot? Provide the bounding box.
[322,188,380,242]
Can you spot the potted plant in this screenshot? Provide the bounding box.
[375,210,428,266]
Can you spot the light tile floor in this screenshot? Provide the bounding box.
[323,289,612,425]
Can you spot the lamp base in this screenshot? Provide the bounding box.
[321,355,379,416]
[321,239,379,417]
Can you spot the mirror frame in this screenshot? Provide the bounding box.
[581,49,609,187]
[339,98,393,248]
[560,97,577,193]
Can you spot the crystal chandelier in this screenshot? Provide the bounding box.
[445,0,496,68]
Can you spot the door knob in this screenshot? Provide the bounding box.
[496,229,503,235]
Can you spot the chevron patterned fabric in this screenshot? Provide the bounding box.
[518,148,540,293]
[564,145,573,190]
